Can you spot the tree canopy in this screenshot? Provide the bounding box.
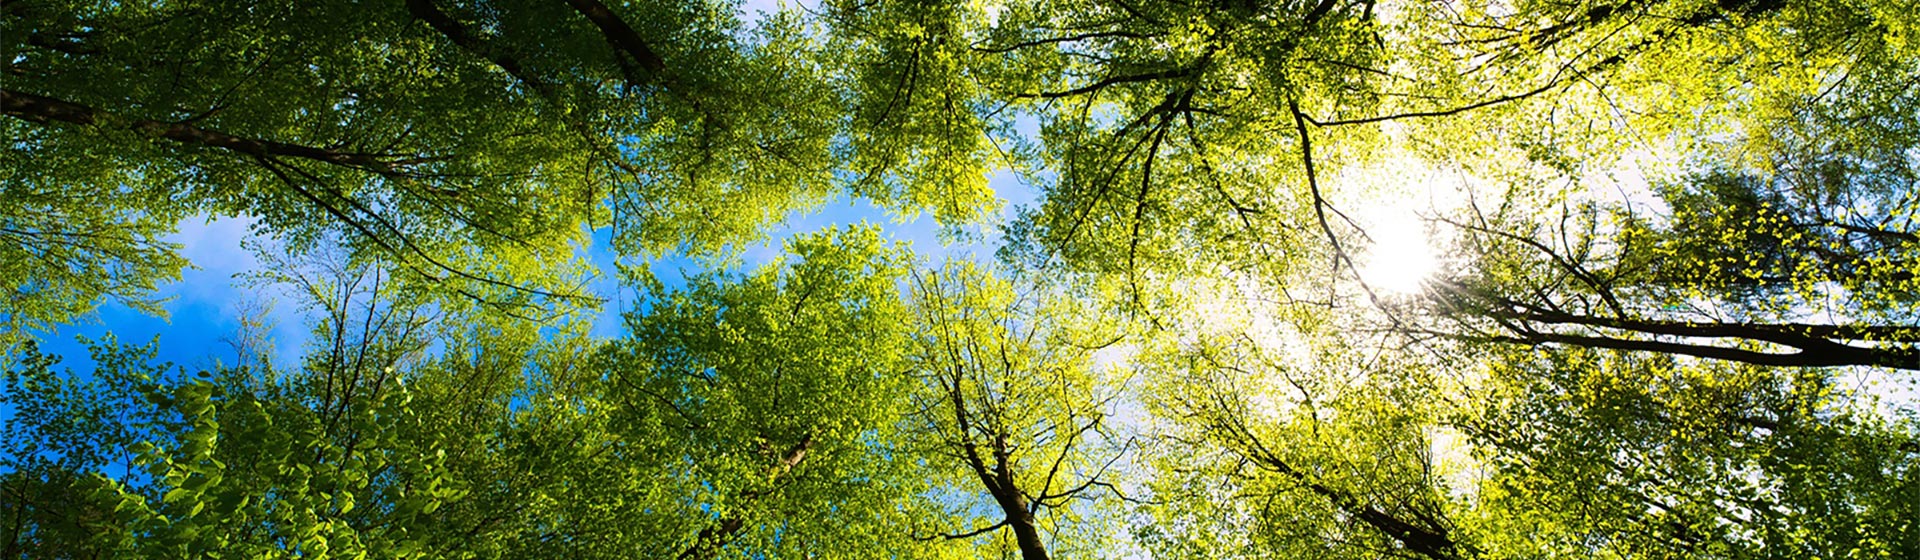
[5,0,1919,558]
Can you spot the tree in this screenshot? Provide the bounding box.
[1422,82,1920,370]
[1,340,154,559]
[10,0,1920,558]
[1399,0,1920,365]
[0,250,558,557]
[590,226,937,559]
[900,262,1138,560]
[823,0,1389,283]
[1,0,998,342]
[0,169,187,360]
[1428,187,1920,370]
[1133,301,1473,560]
[0,226,949,558]
[822,0,1809,293]
[1456,345,1920,558]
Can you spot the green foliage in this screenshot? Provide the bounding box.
[0,166,188,357]
[964,0,1390,281]
[5,0,605,324]
[8,0,1920,558]
[1463,347,1920,559]
[592,225,934,558]
[1,0,1000,338]
[0,306,556,558]
[823,0,1003,224]
[900,261,1137,559]
[1136,316,1469,560]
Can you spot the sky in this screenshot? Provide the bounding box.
[25,168,1036,376]
[17,0,1913,477]
[18,0,1012,376]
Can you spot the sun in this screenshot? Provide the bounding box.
[1334,148,1462,297]
[1356,206,1439,295]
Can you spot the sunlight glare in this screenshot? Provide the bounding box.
[1356,207,1438,295]
[1332,147,1462,297]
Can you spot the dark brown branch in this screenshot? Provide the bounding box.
[407,0,554,95]
[1034,436,1131,506]
[1209,392,1467,560]
[1307,76,1568,127]
[25,31,98,55]
[1302,0,1343,27]
[1820,219,1919,244]
[1308,21,1647,128]
[559,0,667,76]
[988,432,1050,560]
[1484,328,1919,370]
[1437,213,1627,316]
[1290,96,1403,321]
[3,88,416,175]
[913,519,1010,541]
[923,294,1049,560]
[1497,305,1920,346]
[1126,92,1180,317]
[1017,68,1195,99]
[8,88,599,312]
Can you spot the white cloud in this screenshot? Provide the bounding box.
[164,214,261,307]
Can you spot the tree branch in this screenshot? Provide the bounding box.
[559,0,667,77]
[4,88,421,175]
[406,0,554,94]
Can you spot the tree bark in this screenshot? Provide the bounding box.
[558,0,667,76]
[948,376,1050,560]
[406,0,554,94]
[1262,458,1463,560]
[1442,286,1920,371]
[1481,307,1920,370]
[986,442,1050,560]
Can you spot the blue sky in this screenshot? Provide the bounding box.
[10,0,1052,438]
[27,168,1035,374]
[25,0,1029,375]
